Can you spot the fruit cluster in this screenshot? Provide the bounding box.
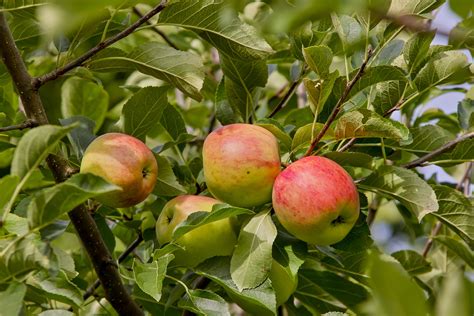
[80,123,360,306]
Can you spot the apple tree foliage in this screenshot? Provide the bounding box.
[0,0,473,315]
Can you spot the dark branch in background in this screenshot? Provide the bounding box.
[33,1,168,88]
[268,80,300,118]
[132,6,178,49]
[0,12,144,316]
[83,234,144,301]
[422,162,472,258]
[374,10,451,37]
[304,48,373,157]
[402,131,474,169]
[0,119,38,132]
[366,196,380,227]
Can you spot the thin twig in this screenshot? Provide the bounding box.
[33,1,168,88]
[422,163,472,258]
[268,80,300,118]
[132,7,178,49]
[83,234,144,300]
[0,119,38,132]
[304,48,373,157]
[402,132,474,169]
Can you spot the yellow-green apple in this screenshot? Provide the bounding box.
[272,156,359,245]
[203,124,281,208]
[80,133,158,208]
[155,195,237,267]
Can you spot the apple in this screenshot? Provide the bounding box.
[155,195,237,267]
[80,133,158,208]
[272,156,359,245]
[203,124,281,208]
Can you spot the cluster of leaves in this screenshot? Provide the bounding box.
[0,0,473,315]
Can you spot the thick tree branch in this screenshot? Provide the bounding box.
[304,49,373,157]
[33,1,168,88]
[0,119,38,132]
[402,131,474,169]
[132,6,178,49]
[83,233,144,301]
[0,13,143,316]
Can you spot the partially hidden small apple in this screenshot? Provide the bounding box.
[80,133,158,208]
[272,156,359,245]
[203,123,281,208]
[155,195,237,267]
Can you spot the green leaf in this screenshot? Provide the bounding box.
[122,87,169,141]
[451,138,474,161]
[231,210,277,291]
[153,156,187,196]
[403,31,435,75]
[88,44,204,100]
[304,71,339,114]
[28,173,120,229]
[303,45,333,78]
[0,237,51,283]
[39,310,74,316]
[335,109,412,144]
[359,166,438,221]
[433,236,474,269]
[324,152,374,169]
[396,125,455,155]
[196,257,276,315]
[333,66,407,101]
[59,116,96,159]
[3,213,29,236]
[160,104,187,141]
[458,99,474,131]
[61,77,109,133]
[28,270,83,308]
[435,269,473,316]
[0,175,19,218]
[215,78,243,125]
[133,254,174,303]
[173,204,253,240]
[449,16,474,54]
[432,185,474,247]
[0,282,26,315]
[331,14,363,53]
[0,1,48,11]
[388,0,443,15]
[220,54,267,90]
[11,124,76,180]
[368,254,429,316]
[291,123,334,151]
[391,250,431,275]
[297,269,369,310]
[372,80,406,115]
[413,51,470,92]
[256,121,292,152]
[179,289,230,316]
[157,0,272,60]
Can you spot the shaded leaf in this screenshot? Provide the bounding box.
[215,78,243,125]
[88,44,204,100]
[28,173,119,229]
[179,289,230,316]
[0,282,26,316]
[303,45,333,78]
[157,0,272,60]
[369,253,429,316]
[133,254,174,302]
[231,210,277,291]
[122,86,169,141]
[173,204,253,239]
[359,166,438,221]
[153,156,187,196]
[432,185,474,246]
[434,236,474,269]
[458,99,474,130]
[392,250,431,275]
[335,109,411,144]
[61,77,108,133]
